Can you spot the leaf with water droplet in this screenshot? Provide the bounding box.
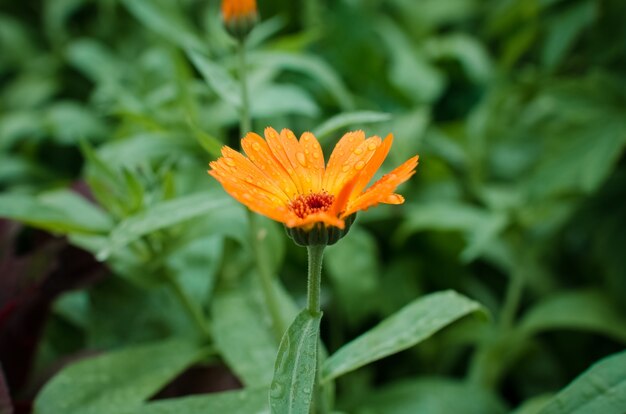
[270,309,322,414]
[321,290,487,382]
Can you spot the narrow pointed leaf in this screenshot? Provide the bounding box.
[322,290,485,382]
[96,192,233,260]
[539,350,626,414]
[133,388,268,414]
[187,51,242,109]
[34,340,206,414]
[270,310,321,414]
[313,111,392,141]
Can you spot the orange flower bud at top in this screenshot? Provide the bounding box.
[221,0,258,39]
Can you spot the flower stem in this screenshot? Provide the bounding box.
[237,39,251,134]
[236,37,286,341]
[307,245,325,316]
[500,266,525,330]
[165,271,211,339]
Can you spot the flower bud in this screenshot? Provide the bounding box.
[221,0,258,40]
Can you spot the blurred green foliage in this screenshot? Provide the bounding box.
[1,0,626,413]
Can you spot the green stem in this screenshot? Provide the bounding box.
[238,39,251,134]
[499,269,525,330]
[166,272,211,338]
[236,38,286,340]
[469,265,526,388]
[307,245,325,316]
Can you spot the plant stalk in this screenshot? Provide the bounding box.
[166,272,211,338]
[237,38,286,341]
[307,245,325,316]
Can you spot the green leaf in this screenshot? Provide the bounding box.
[312,111,392,141]
[122,0,204,50]
[187,51,241,108]
[96,133,197,169]
[186,119,223,159]
[354,378,506,414]
[251,84,319,118]
[542,0,596,69]
[34,340,206,414]
[377,18,445,104]
[527,118,626,198]
[538,350,626,414]
[211,287,279,387]
[253,51,354,110]
[96,191,233,260]
[270,309,321,414]
[132,387,268,414]
[512,394,553,414]
[321,290,485,382]
[0,190,112,234]
[518,290,626,343]
[396,202,508,261]
[325,227,381,325]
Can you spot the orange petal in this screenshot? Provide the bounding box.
[325,135,382,196]
[285,211,345,230]
[349,134,394,201]
[241,132,298,198]
[344,155,419,216]
[219,146,290,203]
[264,127,308,194]
[208,169,289,223]
[299,132,325,192]
[279,129,318,193]
[322,130,365,192]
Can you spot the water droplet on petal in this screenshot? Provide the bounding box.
[313,152,320,159]
[224,157,236,167]
[368,143,378,151]
[297,152,307,167]
[252,142,261,151]
[354,147,363,155]
[355,160,365,170]
[342,165,351,172]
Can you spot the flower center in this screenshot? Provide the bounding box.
[289,192,335,219]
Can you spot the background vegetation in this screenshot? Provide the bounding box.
[1,0,625,413]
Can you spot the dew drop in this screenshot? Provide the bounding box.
[224,157,236,167]
[342,165,351,172]
[252,142,261,151]
[368,143,378,151]
[313,152,320,159]
[354,147,363,155]
[297,152,307,167]
[355,160,365,170]
[270,382,285,398]
[303,387,312,395]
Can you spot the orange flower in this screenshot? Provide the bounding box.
[208,128,419,231]
[221,0,258,38]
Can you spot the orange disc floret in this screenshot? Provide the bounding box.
[208,127,419,236]
[290,192,335,219]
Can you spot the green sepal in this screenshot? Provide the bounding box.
[284,214,356,247]
[223,13,258,40]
